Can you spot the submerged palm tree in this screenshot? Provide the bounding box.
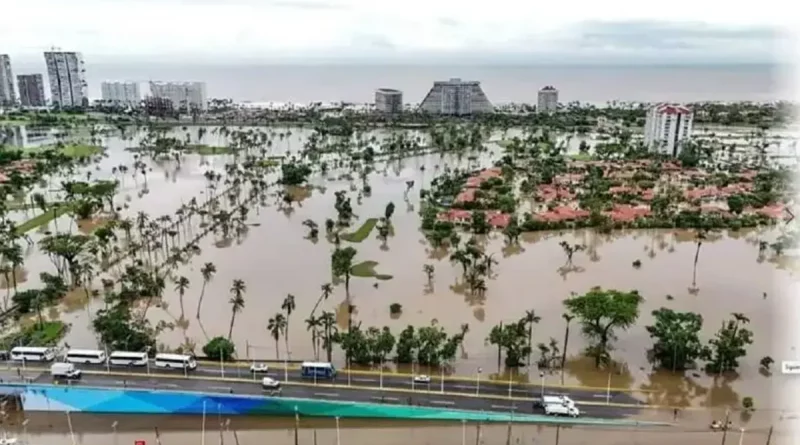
[282,294,296,357]
[228,279,246,340]
[196,262,216,319]
[175,276,190,321]
[309,283,332,318]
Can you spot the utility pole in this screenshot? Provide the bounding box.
[721,409,731,445]
[765,425,773,445]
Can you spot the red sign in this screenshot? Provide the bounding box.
[134,441,146,445]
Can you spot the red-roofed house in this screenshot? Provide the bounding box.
[534,206,590,222]
[486,211,512,228]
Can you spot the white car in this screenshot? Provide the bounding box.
[261,377,281,389]
[413,375,431,384]
[249,363,269,373]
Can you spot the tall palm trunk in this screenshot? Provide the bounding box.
[196,281,207,319]
[561,322,571,385]
[692,242,702,287]
[228,310,237,341]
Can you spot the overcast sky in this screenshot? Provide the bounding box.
[3,0,795,64]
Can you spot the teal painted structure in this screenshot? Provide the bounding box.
[0,383,660,426]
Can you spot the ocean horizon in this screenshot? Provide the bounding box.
[10,62,791,104]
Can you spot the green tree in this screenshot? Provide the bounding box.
[281,293,296,355]
[174,276,190,321]
[331,247,357,299]
[563,287,644,368]
[267,313,287,360]
[395,325,418,364]
[384,202,395,221]
[522,309,541,366]
[726,195,746,214]
[705,313,753,374]
[203,336,236,361]
[646,308,709,371]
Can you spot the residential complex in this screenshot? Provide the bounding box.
[419,78,492,115]
[149,81,207,111]
[374,88,403,114]
[537,85,558,113]
[0,55,16,107]
[101,81,141,107]
[17,74,47,108]
[44,51,88,108]
[643,103,694,157]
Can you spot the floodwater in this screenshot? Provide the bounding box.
[2,125,797,410]
[0,410,789,445]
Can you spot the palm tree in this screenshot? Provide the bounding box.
[523,309,541,366]
[228,279,246,340]
[305,315,320,359]
[196,262,216,319]
[1,243,24,293]
[561,313,574,384]
[423,264,435,282]
[318,311,336,362]
[175,276,190,321]
[488,322,505,370]
[267,313,287,360]
[281,294,296,357]
[309,283,332,318]
[691,230,707,287]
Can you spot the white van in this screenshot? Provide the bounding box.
[154,353,197,370]
[535,395,577,409]
[544,403,580,417]
[65,349,106,365]
[10,346,55,362]
[108,351,149,367]
[51,363,82,379]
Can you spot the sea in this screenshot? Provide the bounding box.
[73,63,789,105]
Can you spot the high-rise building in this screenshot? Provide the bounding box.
[101,81,141,107]
[44,51,88,108]
[17,74,47,107]
[643,104,694,157]
[374,88,403,114]
[0,55,16,107]
[537,85,559,113]
[148,81,207,111]
[419,78,492,115]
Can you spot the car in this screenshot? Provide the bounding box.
[261,377,281,389]
[249,363,269,373]
[413,375,431,384]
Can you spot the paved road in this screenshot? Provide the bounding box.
[19,371,642,419]
[3,359,642,407]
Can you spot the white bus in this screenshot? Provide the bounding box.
[65,349,107,365]
[10,346,55,362]
[108,351,149,367]
[154,353,197,370]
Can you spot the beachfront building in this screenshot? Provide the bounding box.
[17,74,47,108]
[101,81,141,108]
[375,88,403,114]
[643,103,694,157]
[0,55,16,107]
[44,51,88,108]
[537,85,558,113]
[419,78,492,115]
[148,81,207,111]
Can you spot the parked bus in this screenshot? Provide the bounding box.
[10,347,55,362]
[300,362,336,379]
[108,351,149,367]
[154,353,197,370]
[65,349,107,365]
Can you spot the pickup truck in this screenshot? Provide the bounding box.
[544,403,580,417]
[51,363,82,379]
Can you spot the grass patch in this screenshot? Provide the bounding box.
[350,260,393,280]
[17,143,103,158]
[568,152,595,161]
[340,218,379,243]
[188,144,232,155]
[15,203,72,235]
[0,320,69,349]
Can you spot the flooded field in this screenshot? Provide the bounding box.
[2,124,797,410]
[0,410,790,445]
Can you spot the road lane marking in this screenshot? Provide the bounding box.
[430,400,455,406]
[159,383,179,388]
[491,405,518,410]
[352,378,376,383]
[593,394,609,398]
[208,386,232,391]
[370,396,399,402]
[314,392,340,397]
[451,385,476,390]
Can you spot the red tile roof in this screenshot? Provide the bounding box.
[534,206,590,222]
[455,189,477,203]
[655,104,691,115]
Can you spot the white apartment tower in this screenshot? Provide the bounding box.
[101,82,141,107]
[419,78,492,115]
[643,104,694,157]
[149,81,207,111]
[0,54,16,106]
[44,51,88,108]
[375,88,403,114]
[537,85,558,113]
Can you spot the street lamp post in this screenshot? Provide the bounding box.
[738,428,746,445]
[539,371,545,397]
[507,368,513,400]
[476,367,482,396]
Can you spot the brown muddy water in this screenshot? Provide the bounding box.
[6,126,797,411]
[0,410,790,445]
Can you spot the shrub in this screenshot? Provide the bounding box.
[203,337,236,361]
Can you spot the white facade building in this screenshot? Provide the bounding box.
[44,51,87,108]
[149,81,207,111]
[375,88,403,113]
[17,74,47,107]
[101,82,141,107]
[537,85,558,113]
[643,104,694,157]
[0,54,16,107]
[419,78,492,115]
